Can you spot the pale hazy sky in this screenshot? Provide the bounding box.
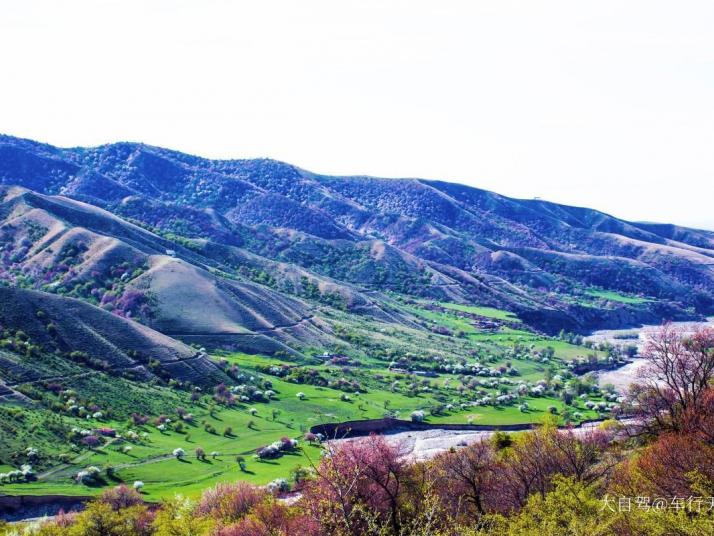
[2,1,713,229]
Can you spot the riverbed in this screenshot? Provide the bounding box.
[329,319,714,459]
[327,418,638,461]
[587,318,714,393]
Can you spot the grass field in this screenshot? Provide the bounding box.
[585,289,652,304]
[438,303,522,321]
[0,300,616,500]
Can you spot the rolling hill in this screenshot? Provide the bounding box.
[0,133,712,349]
[2,134,711,502]
[0,286,229,397]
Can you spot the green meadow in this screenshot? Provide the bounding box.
[585,289,653,304]
[0,301,614,499]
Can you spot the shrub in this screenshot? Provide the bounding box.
[267,478,290,494]
[196,482,266,521]
[280,437,298,451]
[75,466,101,485]
[81,435,102,449]
[99,484,143,511]
[410,410,425,422]
[236,456,247,471]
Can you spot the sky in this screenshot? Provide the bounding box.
[2,1,713,229]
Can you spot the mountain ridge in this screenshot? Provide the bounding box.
[1,133,712,346]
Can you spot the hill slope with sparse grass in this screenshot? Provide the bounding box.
[1,134,712,340]
[0,287,228,391]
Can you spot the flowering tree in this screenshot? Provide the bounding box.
[98,484,143,511]
[75,466,101,485]
[196,481,265,522]
[81,435,102,449]
[303,434,410,535]
[630,324,714,433]
[610,432,714,499]
[410,410,425,423]
[681,387,714,443]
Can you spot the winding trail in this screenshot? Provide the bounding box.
[163,315,316,339]
[37,438,119,480]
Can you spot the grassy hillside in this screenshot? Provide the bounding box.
[1,296,620,499]
[1,135,712,338]
[0,134,704,502]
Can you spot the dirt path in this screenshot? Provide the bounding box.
[37,443,262,482]
[163,315,316,339]
[37,438,119,480]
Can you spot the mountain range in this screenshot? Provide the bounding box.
[1,134,712,360]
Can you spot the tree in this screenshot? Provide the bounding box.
[214,500,320,536]
[681,387,714,444]
[630,324,714,433]
[549,427,616,485]
[432,438,496,520]
[410,410,425,422]
[303,434,409,535]
[610,432,714,499]
[98,484,143,511]
[81,435,102,449]
[196,482,265,522]
[58,501,150,536]
[153,496,214,536]
[236,455,247,472]
[497,421,613,510]
[482,476,618,536]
